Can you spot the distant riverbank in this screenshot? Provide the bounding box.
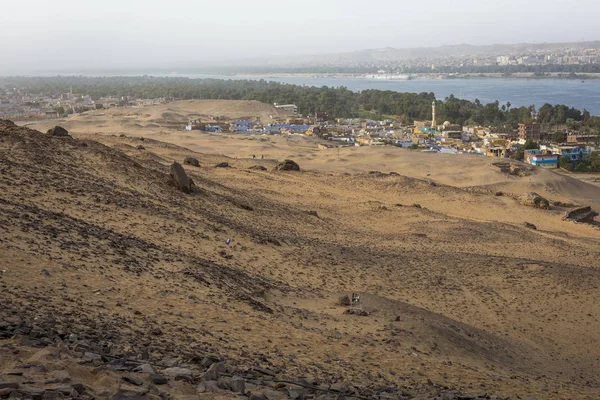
[230,72,600,80]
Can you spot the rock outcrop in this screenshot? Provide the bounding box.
[249,165,267,171]
[275,159,300,171]
[523,222,537,230]
[47,126,69,137]
[170,161,193,193]
[184,156,200,167]
[563,206,598,225]
[519,192,550,210]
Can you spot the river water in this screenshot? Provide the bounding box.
[170,74,600,116]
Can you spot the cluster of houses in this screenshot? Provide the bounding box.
[186,118,320,135]
[185,110,598,169]
[0,86,166,120]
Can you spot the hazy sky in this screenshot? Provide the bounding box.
[1,0,599,74]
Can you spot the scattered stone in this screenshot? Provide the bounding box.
[252,367,276,377]
[229,376,245,393]
[13,387,44,400]
[162,367,194,379]
[200,380,220,393]
[42,389,62,399]
[47,370,70,384]
[196,382,207,393]
[217,377,232,390]
[55,385,76,396]
[46,126,69,137]
[275,159,300,171]
[329,381,350,393]
[82,352,102,363]
[184,156,200,167]
[249,165,267,171]
[519,192,550,210]
[169,162,193,194]
[494,191,503,196]
[111,392,150,400]
[249,395,268,400]
[122,376,144,386]
[174,374,194,384]
[215,162,230,168]
[339,295,351,306]
[136,145,145,150]
[134,364,156,374]
[151,327,163,336]
[523,222,537,230]
[308,210,319,217]
[149,374,168,385]
[203,362,225,381]
[344,308,370,316]
[200,356,220,368]
[0,382,19,390]
[72,384,86,394]
[413,203,422,208]
[263,388,286,400]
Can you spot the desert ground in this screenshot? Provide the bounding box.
[2,101,600,400]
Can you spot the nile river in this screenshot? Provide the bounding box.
[175,74,600,115]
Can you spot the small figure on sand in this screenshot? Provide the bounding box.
[261,154,264,159]
[253,154,256,159]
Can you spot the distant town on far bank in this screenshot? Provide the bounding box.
[49,40,600,80]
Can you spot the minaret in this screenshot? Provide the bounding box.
[431,101,436,130]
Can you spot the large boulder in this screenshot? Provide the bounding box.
[519,192,550,210]
[563,206,598,224]
[170,162,193,194]
[184,156,200,167]
[275,159,300,171]
[47,126,69,137]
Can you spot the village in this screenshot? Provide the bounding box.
[186,101,598,170]
[2,84,598,170]
[0,85,166,120]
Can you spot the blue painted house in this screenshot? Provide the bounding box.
[230,120,258,132]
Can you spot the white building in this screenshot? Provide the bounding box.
[274,103,298,116]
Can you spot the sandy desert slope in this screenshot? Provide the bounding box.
[3,110,600,399]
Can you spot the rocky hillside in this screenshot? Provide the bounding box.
[1,120,600,400]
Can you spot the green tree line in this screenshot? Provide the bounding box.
[2,76,600,130]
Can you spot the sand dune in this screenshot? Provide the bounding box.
[4,102,600,399]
